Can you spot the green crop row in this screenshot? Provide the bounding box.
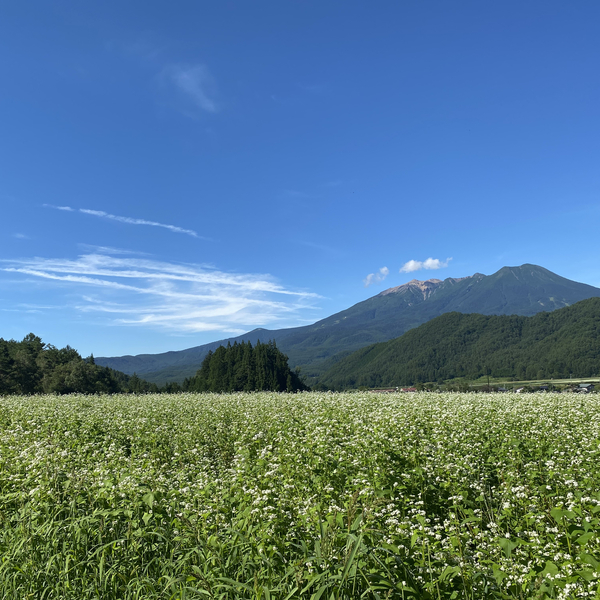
[1,392,599,599]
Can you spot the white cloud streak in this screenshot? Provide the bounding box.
[43,204,74,211]
[77,244,151,256]
[44,204,201,238]
[1,253,320,335]
[163,64,219,113]
[79,209,200,237]
[363,266,389,288]
[400,257,452,273]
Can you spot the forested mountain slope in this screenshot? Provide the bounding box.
[317,297,600,389]
[96,264,600,385]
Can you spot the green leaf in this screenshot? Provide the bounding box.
[576,532,594,546]
[498,537,518,557]
[142,492,155,509]
[551,507,577,521]
[439,565,461,582]
[541,561,559,576]
[580,552,599,568]
[350,512,363,531]
[282,587,299,600]
[310,583,329,600]
[340,533,363,583]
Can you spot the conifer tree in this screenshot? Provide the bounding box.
[183,340,309,392]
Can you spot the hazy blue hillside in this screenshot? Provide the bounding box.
[96,264,600,384]
[95,327,294,380]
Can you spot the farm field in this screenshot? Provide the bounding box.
[1,393,600,599]
[467,378,600,390]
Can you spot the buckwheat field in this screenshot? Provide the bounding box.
[2,392,600,599]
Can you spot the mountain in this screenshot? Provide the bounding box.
[317,297,600,389]
[94,328,295,385]
[96,264,600,384]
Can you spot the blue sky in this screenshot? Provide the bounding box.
[2,1,599,358]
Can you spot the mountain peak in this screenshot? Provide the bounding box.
[407,278,442,286]
[378,278,443,298]
[378,274,477,298]
[492,264,571,284]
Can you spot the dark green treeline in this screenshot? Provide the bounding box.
[0,334,158,395]
[183,340,309,392]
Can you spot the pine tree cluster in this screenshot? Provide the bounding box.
[183,340,309,392]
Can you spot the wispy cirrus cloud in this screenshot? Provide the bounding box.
[363,266,389,288]
[162,64,219,114]
[1,253,320,334]
[44,204,74,211]
[105,36,218,118]
[77,244,151,256]
[80,209,201,237]
[400,257,452,273]
[44,204,202,238]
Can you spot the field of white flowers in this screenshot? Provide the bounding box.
[1,392,600,599]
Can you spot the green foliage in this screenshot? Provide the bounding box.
[183,340,309,392]
[2,391,600,598]
[0,334,161,395]
[318,298,600,389]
